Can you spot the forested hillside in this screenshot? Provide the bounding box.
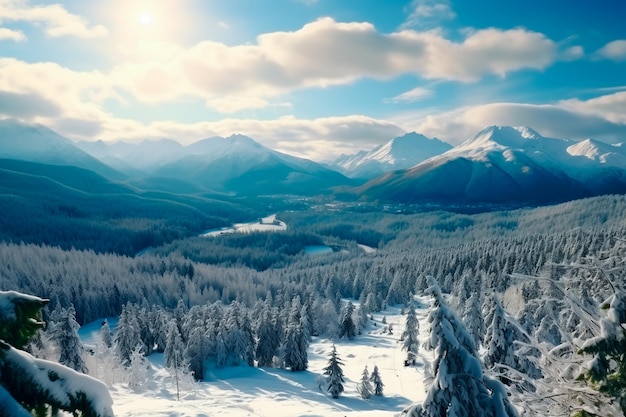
[2,194,626,415]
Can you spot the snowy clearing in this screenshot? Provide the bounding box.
[200,215,287,237]
[86,301,431,417]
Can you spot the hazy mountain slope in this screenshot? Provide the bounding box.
[0,160,253,255]
[329,132,452,178]
[0,119,125,180]
[358,126,626,204]
[153,134,354,195]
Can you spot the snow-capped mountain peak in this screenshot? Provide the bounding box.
[567,138,626,166]
[329,132,452,178]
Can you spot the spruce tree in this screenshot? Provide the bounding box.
[357,365,373,399]
[578,290,626,415]
[115,303,144,366]
[282,318,308,371]
[462,292,484,349]
[402,297,419,366]
[483,300,542,391]
[339,301,356,339]
[185,322,207,380]
[370,364,384,396]
[48,304,87,373]
[100,319,113,349]
[0,290,114,417]
[164,319,185,369]
[323,345,345,399]
[255,307,280,367]
[403,278,518,417]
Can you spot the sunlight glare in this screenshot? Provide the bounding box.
[139,12,153,26]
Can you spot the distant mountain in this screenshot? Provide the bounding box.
[358,126,626,204]
[328,132,452,179]
[0,119,124,180]
[153,134,355,195]
[76,138,187,175]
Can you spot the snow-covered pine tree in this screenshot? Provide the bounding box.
[578,290,626,416]
[185,321,207,380]
[462,292,484,349]
[282,302,308,371]
[100,319,113,348]
[323,345,345,399]
[357,365,373,399]
[231,311,255,366]
[339,301,356,339]
[48,304,87,373]
[0,290,114,417]
[370,364,384,396]
[128,344,147,390]
[402,277,518,417]
[164,319,185,369]
[483,299,542,391]
[255,307,281,367]
[402,296,419,366]
[115,302,144,366]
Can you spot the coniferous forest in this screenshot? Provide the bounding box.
[2,193,626,415]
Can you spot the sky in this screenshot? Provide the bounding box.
[1,0,625,160]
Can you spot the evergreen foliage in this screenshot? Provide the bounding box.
[578,290,626,415]
[323,345,345,399]
[370,364,384,396]
[357,365,373,399]
[282,298,309,371]
[403,278,518,417]
[402,296,419,365]
[483,300,542,391]
[48,304,87,373]
[0,290,114,417]
[339,301,356,339]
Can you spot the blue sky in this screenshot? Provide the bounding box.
[1,0,625,160]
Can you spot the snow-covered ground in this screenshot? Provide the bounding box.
[200,214,287,237]
[85,301,432,417]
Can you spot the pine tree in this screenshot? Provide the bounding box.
[402,297,419,366]
[462,292,484,349]
[483,300,542,391]
[578,290,626,416]
[0,290,114,417]
[255,307,280,367]
[357,365,373,399]
[165,319,185,369]
[324,345,345,399]
[370,364,384,396]
[128,344,147,390]
[402,278,518,417]
[185,321,207,380]
[48,304,87,373]
[339,301,356,339]
[115,303,144,366]
[282,316,308,371]
[100,319,113,348]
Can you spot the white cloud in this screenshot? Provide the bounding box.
[559,91,626,124]
[0,27,24,41]
[401,0,456,30]
[385,87,433,103]
[402,97,626,146]
[0,0,107,38]
[595,39,626,61]
[108,18,561,113]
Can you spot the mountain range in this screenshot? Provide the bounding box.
[2,119,626,205]
[357,126,626,204]
[328,132,452,179]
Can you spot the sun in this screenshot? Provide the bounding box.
[139,12,153,26]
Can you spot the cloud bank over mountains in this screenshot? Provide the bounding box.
[0,0,624,160]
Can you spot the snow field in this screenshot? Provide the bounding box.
[84,300,432,417]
